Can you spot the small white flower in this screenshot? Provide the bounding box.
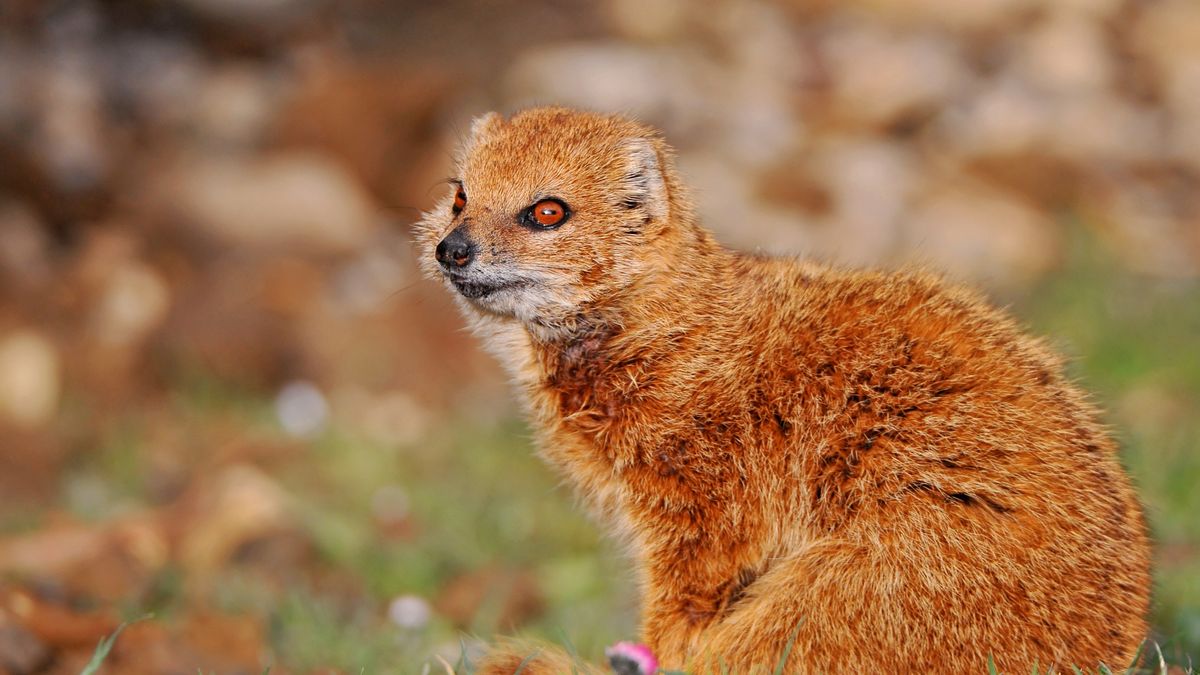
[275,380,328,438]
[388,594,432,630]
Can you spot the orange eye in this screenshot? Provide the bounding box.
[529,199,568,228]
[452,186,467,214]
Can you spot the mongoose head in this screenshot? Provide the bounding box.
[417,107,695,337]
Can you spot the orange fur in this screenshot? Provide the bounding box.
[415,107,1151,673]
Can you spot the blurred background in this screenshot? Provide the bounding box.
[0,0,1197,672]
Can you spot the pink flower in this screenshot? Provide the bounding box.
[605,641,658,675]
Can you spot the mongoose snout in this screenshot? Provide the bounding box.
[434,225,475,270]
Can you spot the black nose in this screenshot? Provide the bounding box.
[435,226,475,269]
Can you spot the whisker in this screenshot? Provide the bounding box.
[425,178,459,200]
[386,277,430,300]
[392,204,425,222]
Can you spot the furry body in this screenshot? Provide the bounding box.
[416,108,1151,673]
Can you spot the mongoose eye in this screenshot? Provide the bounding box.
[452,185,467,215]
[523,199,570,229]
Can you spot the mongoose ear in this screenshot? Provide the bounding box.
[619,138,669,221]
[469,112,504,145]
[457,112,504,164]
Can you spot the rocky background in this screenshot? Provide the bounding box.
[0,0,1197,672]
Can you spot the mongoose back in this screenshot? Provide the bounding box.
[416,107,1151,674]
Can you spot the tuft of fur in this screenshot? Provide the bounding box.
[474,638,607,675]
[415,107,1152,674]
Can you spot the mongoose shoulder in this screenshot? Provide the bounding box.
[416,107,1151,674]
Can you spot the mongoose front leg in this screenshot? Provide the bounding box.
[626,490,765,666]
[639,551,765,666]
[616,442,770,666]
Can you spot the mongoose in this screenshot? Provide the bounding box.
[416,107,1152,673]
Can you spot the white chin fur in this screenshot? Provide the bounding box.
[454,278,581,336]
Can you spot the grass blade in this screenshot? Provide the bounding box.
[1153,641,1168,675]
[555,627,580,675]
[513,649,542,675]
[1124,640,1148,674]
[456,636,474,675]
[79,615,151,675]
[773,620,804,675]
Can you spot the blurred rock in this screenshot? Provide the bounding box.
[607,0,689,41]
[434,567,544,632]
[0,521,107,579]
[192,64,278,148]
[1090,179,1200,278]
[936,77,1050,156]
[228,526,315,578]
[823,25,967,130]
[1170,113,1200,173]
[108,36,206,135]
[173,611,267,672]
[274,56,454,210]
[958,152,1083,209]
[755,162,834,218]
[173,0,323,28]
[0,45,23,128]
[0,515,167,604]
[288,268,510,410]
[165,152,378,253]
[903,183,1060,289]
[30,51,111,202]
[1047,94,1163,164]
[59,230,172,404]
[338,387,429,447]
[1017,12,1112,94]
[0,426,65,506]
[173,464,295,580]
[750,137,919,267]
[680,151,818,255]
[64,517,169,604]
[1155,47,1200,170]
[0,605,49,675]
[258,256,325,317]
[0,330,60,428]
[156,259,299,388]
[1054,0,1121,17]
[91,261,171,348]
[697,1,808,166]
[503,44,711,134]
[1,586,117,650]
[1130,0,1200,76]
[329,238,412,316]
[72,228,141,292]
[817,138,918,265]
[0,202,52,293]
[95,621,175,675]
[833,0,1037,30]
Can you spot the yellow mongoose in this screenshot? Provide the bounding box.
[416,107,1151,673]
